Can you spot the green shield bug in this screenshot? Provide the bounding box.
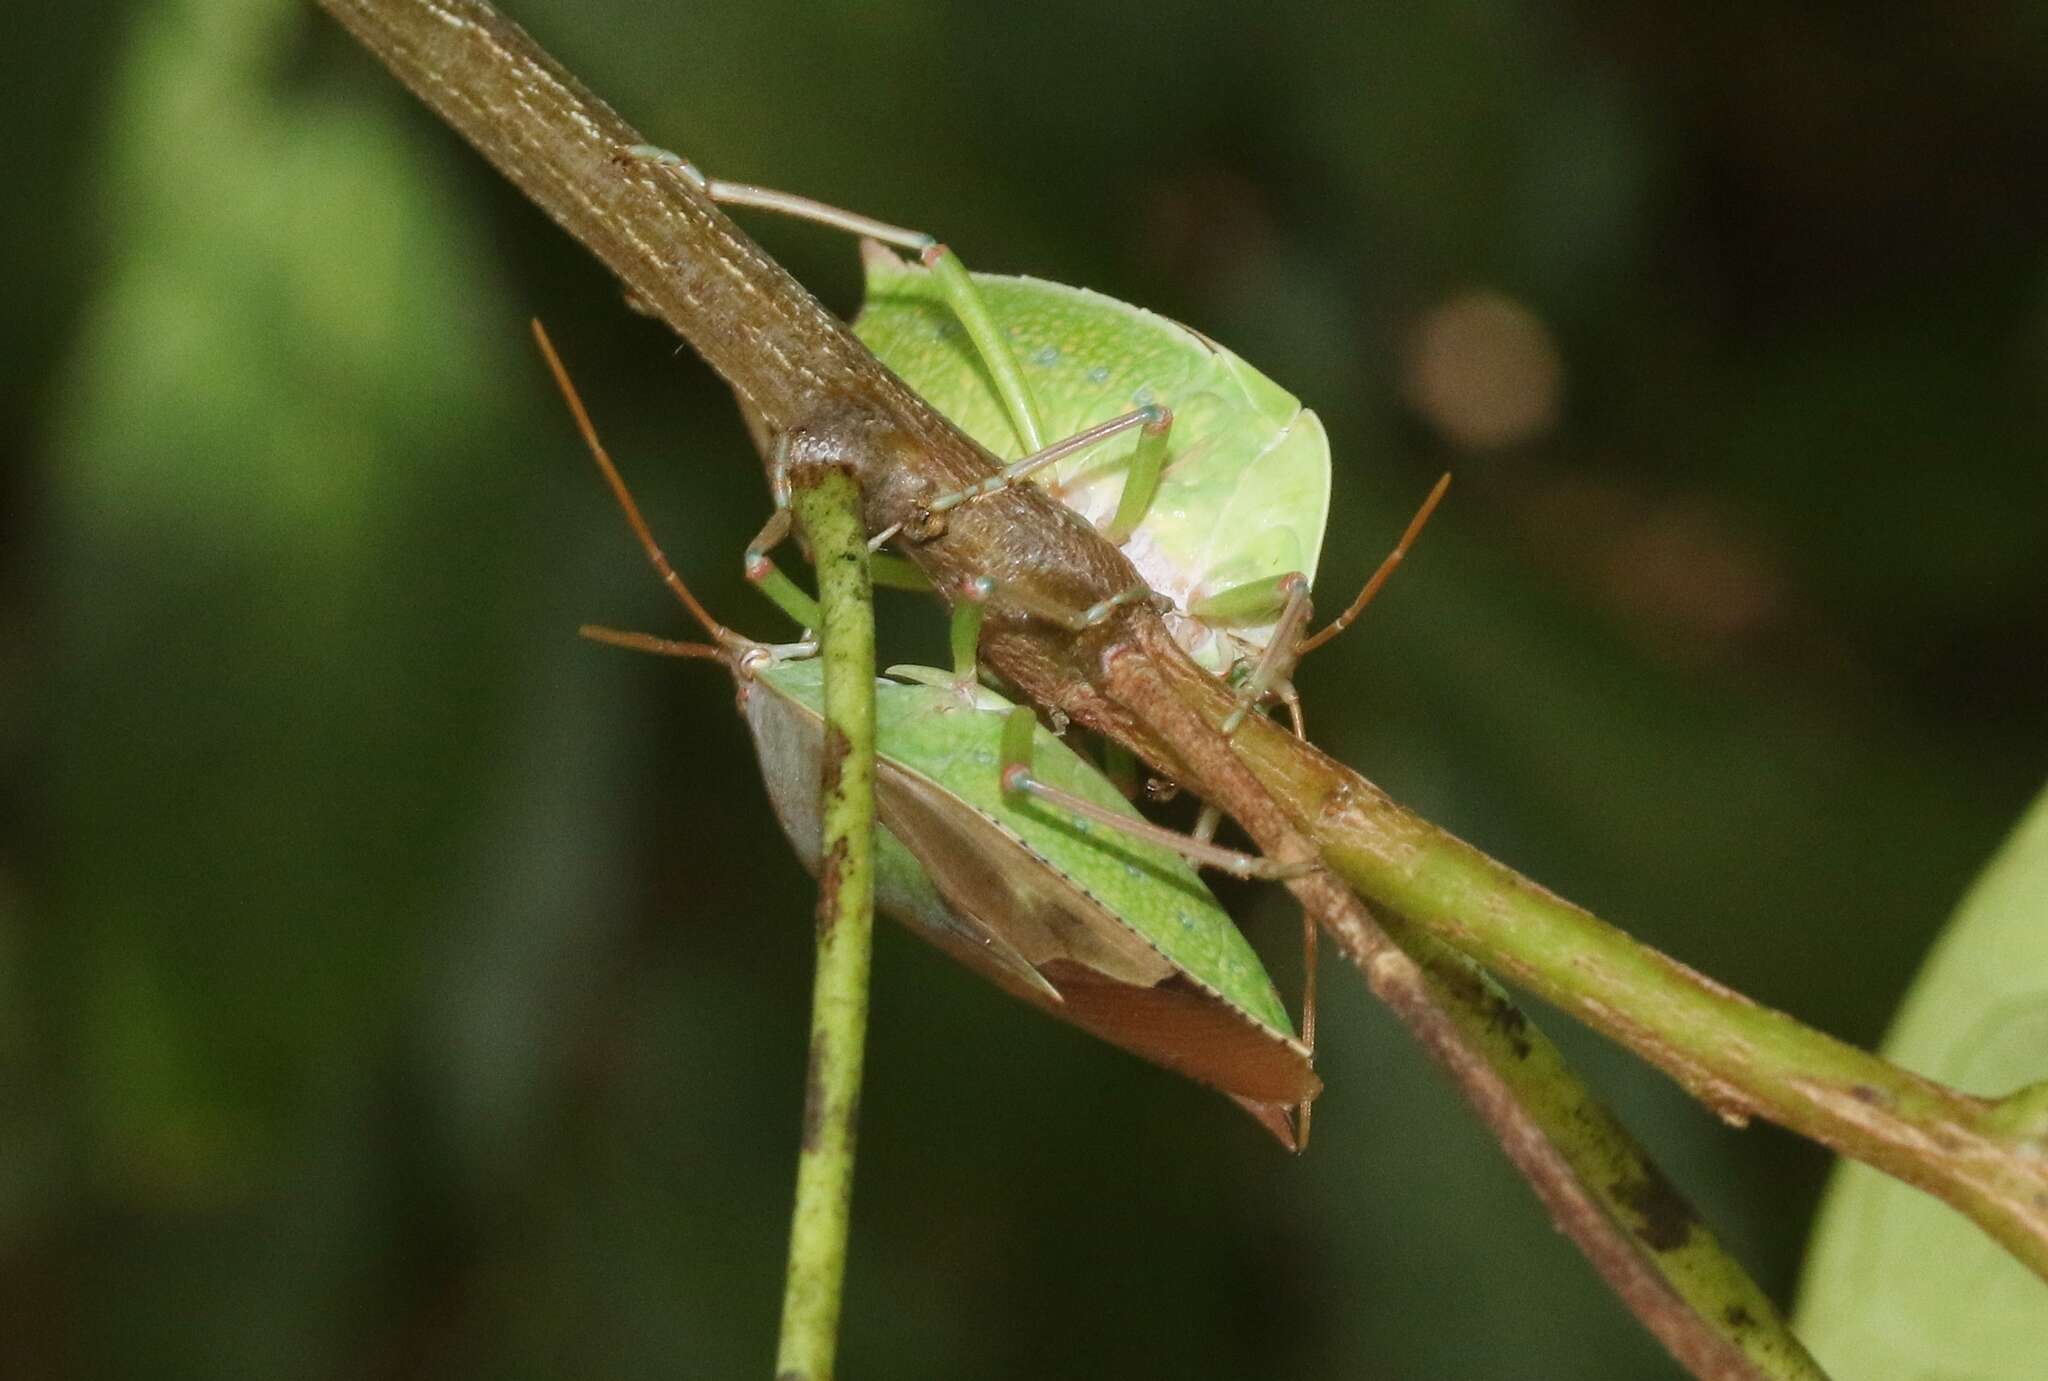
[852,245,1330,680]
[535,322,1320,1145]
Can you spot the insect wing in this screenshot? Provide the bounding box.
[742,660,1058,1003]
[744,658,1316,1110]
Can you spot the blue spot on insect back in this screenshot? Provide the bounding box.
[1031,345,1060,366]
[1133,385,1155,406]
[1087,366,1110,384]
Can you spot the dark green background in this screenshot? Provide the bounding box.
[8,1,2046,1376]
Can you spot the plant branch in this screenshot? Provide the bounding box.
[1175,657,2048,1278]
[1100,645,1774,1380]
[776,465,878,1381]
[1386,925,1828,1380]
[312,0,2011,1359]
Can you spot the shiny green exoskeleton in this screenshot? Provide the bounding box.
[853,244,1331,681]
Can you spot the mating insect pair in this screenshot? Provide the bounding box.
[638,147,1444,739]
[547,163,1443,1143]
[537,323,1319,1143]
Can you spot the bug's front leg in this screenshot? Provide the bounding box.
[1186,574,1312,845]
[745,500,940,624]
[947,579,993,689]
[912,406,1170,533]
[741,506,825,631]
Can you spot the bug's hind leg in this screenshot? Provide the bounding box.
[628,146,1048,455]
[997,709,1316,882]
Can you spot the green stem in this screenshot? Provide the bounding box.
[1200,676,2048,1279]
[776,466,878,1381]
[1392,925,1828,1380]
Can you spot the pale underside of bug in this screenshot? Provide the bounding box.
[853,243,1332,679]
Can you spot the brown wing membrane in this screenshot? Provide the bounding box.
[877,763,1172,985]
[744,672,1316,1140]
[745,679,1059,1003]
[880,763,1319,1111]
[1034,961,1322,1108]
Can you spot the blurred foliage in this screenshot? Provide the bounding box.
[7,0,2045,1376]
[1798,780,2048,1377]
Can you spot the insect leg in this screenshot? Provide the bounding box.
[628,146,1047,453]
[998,709,1317,882]
[743,486,929,624]
[867,553,934,592]
[947,577,994,687]
[1188,572,1314,843]
[921,247,1047,453]
[1220,574,1314,737]
[1101,405,1174,546]
[1187,571,1298,625]
[989,579,1159,634]
[1294,916,1319,1148]
[922,406,1168,518]
[742,507,825,631]
[1182,793,1317,1152]
[1193,472,1452,735]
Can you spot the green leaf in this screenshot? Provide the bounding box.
[1795,781,2048,1376]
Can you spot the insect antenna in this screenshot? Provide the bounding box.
[1296,472,1452,656]
[577,625,726,662]
[531,318,738,648]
